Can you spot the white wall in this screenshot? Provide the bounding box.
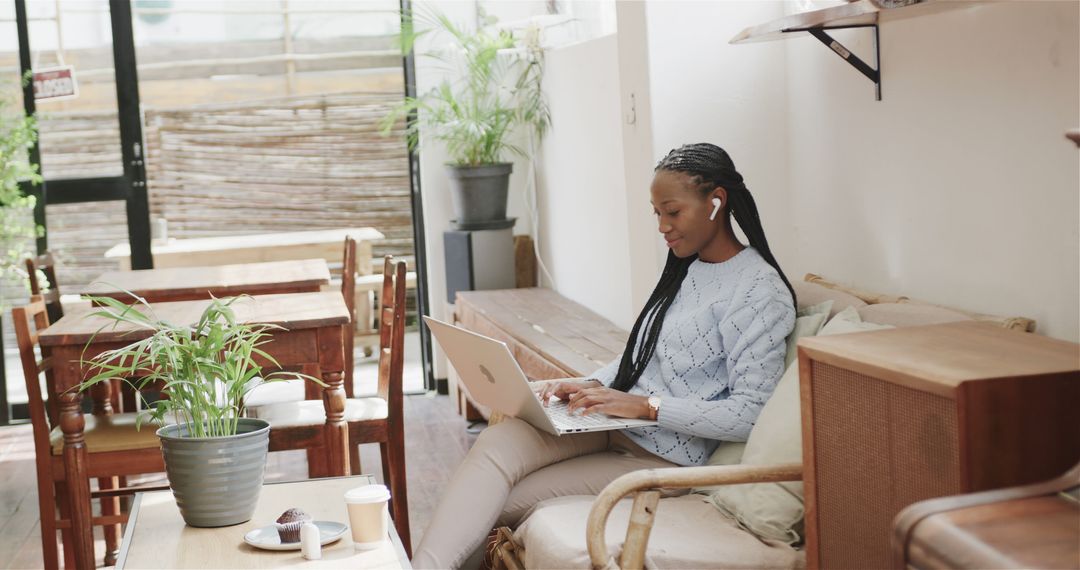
[646,1,792,271]
[783,1,1079,341]
[642,1,1078,341]
[534,34,636,328]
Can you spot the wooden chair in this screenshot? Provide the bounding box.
[13,296,168,569]
[248,255,412,555]
[25,251,63,324]
[491,464,803,570]
[28,252,134,414]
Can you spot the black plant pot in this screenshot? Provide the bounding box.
[447,163,514,230]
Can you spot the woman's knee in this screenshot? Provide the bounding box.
[472,417,543,451]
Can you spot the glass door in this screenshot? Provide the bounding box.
[1,0,150,423]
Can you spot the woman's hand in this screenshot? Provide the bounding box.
[566,386,651,420]
[535,378,602,407]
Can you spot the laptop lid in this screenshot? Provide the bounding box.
[423,316,558,434]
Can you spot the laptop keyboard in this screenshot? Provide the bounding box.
[546,400,621,429]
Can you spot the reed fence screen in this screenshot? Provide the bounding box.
[38,91,412,293]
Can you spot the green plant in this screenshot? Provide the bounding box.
[78,294,322,438]
[380,7,550,166]
[1,71,44,312]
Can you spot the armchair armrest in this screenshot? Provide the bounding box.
[586,463,803,570]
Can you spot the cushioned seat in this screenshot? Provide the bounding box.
[513,494,804,569]
[248,398,388,428]
[243,378,306,407]
[48,412,162,455]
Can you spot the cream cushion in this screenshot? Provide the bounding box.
[698,300,833,486]
[243,378,305,407]
[706,307,894,545]
[792,280,866,317]
[248,398,388,428]
[857,302,974,327]
[514,494,804,569]
[784,300,833,369]
[49,412,161,455]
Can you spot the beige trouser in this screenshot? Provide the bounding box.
[411,418,677,569]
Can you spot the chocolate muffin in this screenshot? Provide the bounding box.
[275,508,312,543]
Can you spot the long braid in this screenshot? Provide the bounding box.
[609,143,795,393]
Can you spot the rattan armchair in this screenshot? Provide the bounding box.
[492,463,802,570]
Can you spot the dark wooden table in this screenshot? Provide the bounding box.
[39,291,352,570]
[39,291,352,472]
[81,258,331,303]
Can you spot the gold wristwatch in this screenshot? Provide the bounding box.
[647,396,662,421]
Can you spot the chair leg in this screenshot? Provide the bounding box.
[307,448,328,479]
[350,444,362,476]
[99,476,122,566]
[57,482,76,570]
[40,480,60,570]
[381,439,411,557]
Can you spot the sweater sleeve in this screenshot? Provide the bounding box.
[590,357,622,388]
[657,289,795,441]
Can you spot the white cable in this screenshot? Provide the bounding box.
[525,131,556,289]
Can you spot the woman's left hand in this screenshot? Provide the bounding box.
[566,387,651,420]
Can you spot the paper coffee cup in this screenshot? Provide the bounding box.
[345,484,391,550]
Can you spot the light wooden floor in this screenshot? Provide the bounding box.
[0,393,480,569]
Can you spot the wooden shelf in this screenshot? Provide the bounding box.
[728,0,974,100]
[729,0,951,45]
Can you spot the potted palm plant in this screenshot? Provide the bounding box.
[381,8,550,229]
[79,294,320,527]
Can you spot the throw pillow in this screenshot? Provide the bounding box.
[706,306,894,545]
[792,280,867,317]
[694,300,832,491]
[785,300,833,369]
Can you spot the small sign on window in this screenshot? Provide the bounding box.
[33,66,78,101]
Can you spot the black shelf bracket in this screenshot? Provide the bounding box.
[787,24,882,101]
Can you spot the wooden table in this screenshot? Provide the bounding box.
[452,288,628,420]
[104,228,384,271]
[38,291,352,475]
[80,259,331,303]
[116,476,411,569]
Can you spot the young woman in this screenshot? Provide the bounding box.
[412,143,797,569]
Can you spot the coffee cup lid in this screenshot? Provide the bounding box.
[345,484,391,504]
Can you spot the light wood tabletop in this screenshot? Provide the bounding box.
[116,476,411,569]
[80,259,332,303]
[104,228,384,270]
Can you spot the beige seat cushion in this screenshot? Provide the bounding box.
[514,494,804,569]
[792,280,866,317]
[244,379,306,408]
[49,412,162,455]
[857,302,974,327]
[248,398,388,428]
[707,307,894,545]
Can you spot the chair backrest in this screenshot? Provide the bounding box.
[341,237,357,394]
[341,237,357,319]
[26,251,63,322]
[376,256,407,415]
[11,295,60,463]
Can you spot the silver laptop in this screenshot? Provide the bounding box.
[424,317,658,435]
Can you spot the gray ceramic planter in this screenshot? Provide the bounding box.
[447,163,513,228]
[156,418,270,527]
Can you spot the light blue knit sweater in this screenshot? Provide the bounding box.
[591,247,795,466]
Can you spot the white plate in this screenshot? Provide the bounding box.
[243,521,348,551]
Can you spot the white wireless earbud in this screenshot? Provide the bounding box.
[709,197,722,221]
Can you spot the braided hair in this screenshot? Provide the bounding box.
[609,143,796,392]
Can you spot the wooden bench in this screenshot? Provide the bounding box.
[451,288,629,421]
